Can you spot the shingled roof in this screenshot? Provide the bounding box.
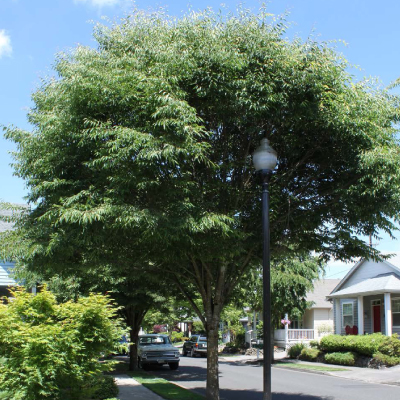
[306,279,341,308]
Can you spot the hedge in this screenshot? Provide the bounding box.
[324,352,356,366]
[299,348,321,362]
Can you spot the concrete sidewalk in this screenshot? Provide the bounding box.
[115,375,165,400]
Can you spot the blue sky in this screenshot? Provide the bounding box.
[0,0,399,276]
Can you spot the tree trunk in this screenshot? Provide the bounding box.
[123,305,147,371]
[206,321,220,400]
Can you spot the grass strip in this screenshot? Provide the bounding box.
[127,370,205,400]
[274,362,348,372]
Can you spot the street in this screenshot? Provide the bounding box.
[148,356,400,400]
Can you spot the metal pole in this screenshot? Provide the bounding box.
[262,172,271,400]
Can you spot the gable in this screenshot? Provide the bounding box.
[340,259,398,290]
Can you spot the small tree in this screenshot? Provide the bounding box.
[0,287,125,400]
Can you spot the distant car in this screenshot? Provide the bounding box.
[137,334,180,370]
[182,335,207,357]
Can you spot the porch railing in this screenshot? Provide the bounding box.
[287,329,314,341]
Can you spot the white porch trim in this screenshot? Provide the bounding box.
[384,292,392,336]
[357,296,364,335]
[335,298,341,334]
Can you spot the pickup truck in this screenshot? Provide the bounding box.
[182,335,207,357]
[137,334,180,370]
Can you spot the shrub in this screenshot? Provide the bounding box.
[372,352,400,367]
[0,287,125,400]
[376,334,400,357]
[171,331,184,343]
[299,347,321,362]
[324,352,356,366]
[288,343,308,359]
[92,375,119,400]
[309,340,319,348]
[319,334,387,356]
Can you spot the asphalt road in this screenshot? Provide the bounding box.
[148,356,400,400]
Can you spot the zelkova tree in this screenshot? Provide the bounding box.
[4,9,400,400]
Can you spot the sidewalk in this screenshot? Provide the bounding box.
[115,375,165,400]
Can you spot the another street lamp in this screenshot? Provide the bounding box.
[252,138,278,400]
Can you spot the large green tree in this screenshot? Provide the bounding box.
[3,9,400,400]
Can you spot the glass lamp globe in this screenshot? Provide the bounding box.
[252,138,277,172]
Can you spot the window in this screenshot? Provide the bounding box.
[392,298,400,327]
[342,302,354,327]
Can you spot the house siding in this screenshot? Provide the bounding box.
[341,260,395,290]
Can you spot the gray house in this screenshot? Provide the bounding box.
[328,255,400,336]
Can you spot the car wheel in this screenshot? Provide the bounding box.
[169,362,179,370]
[183,348,188,356]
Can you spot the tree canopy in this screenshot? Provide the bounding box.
[3,8,400,400]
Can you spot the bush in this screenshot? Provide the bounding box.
[299,347,321,362]
[0,287,125,400]
[171,331,184,343]
[376,334,400,357]
[92,375,119,400]
[324,352,356,366]
[309,340,319,348]
[372,352,400,367]
[319,333,387,356]
[288,343,308,359]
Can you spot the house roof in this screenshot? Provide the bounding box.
[306,279,341,308]
[328,272,400,298]
[329,254,400,295]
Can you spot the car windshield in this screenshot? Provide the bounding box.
[199,336,207,342]
[139,336,171,346]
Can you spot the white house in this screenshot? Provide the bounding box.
[327,255,400,336]
[273,279,340,347]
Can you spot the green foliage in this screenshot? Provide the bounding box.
[92,375,119,400]
[324,352,356,366]
[192,321,206,334]
[376,333,400,356]
[3,7,400,399]
[171,331,184,343]
[0,287,125,400]
[319,333,387,356]
[372,352,400,367]
[299,347,321,362]
[309,340,319,348]
[288,343,308,359]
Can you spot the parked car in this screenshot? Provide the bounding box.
[137,334,180,370]
[182,335,207,357]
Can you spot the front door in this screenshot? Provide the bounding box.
[372,300,381,333]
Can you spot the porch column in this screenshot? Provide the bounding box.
[335,298,341,334]
[357,296,364,335]
[384,292,392,336]
[284,313,289,347]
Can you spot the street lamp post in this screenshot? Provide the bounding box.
[252,138,278,400]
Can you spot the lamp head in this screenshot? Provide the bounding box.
[252,138,277,173]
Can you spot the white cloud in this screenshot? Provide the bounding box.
[0,30,12,59]
[74,0,120,7]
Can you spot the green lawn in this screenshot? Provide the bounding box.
[127,370,204,400]
[274,362,348,372]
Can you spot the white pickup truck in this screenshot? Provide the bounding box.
[137,334,180,370]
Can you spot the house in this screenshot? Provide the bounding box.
[243,279,340,347]
[0,205,30,296]
[327,255,400,337]
[273,279,340,347]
